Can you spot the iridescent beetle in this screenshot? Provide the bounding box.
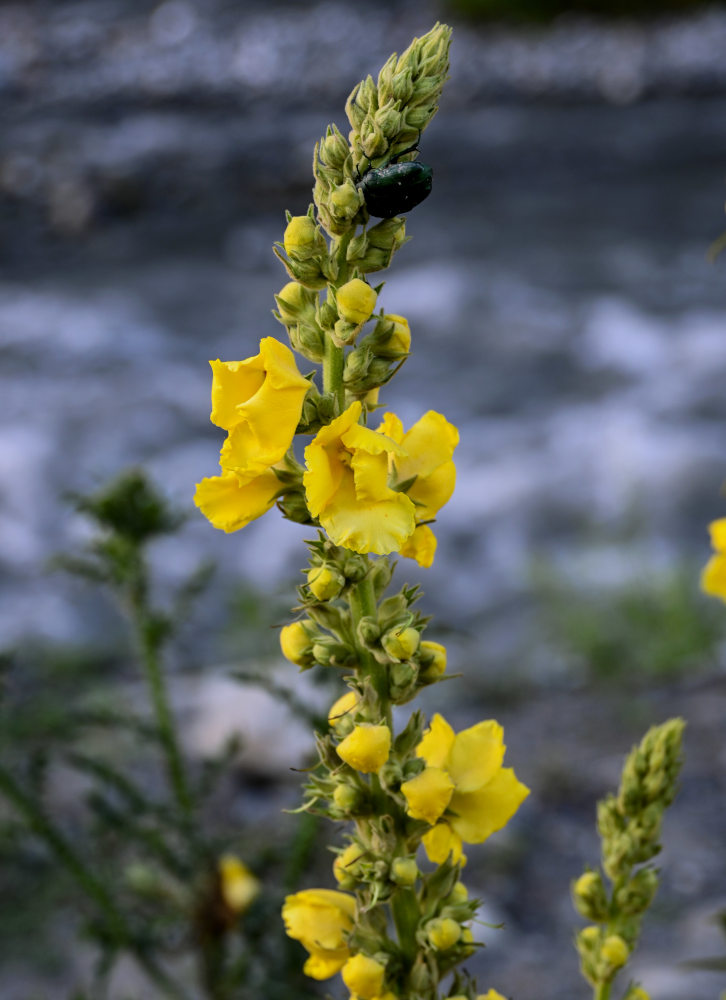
[357,155,433,219]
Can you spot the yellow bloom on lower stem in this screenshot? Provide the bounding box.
[399,524,437,568]
[408,713,529,860]
[478,991,509,1000]
[218,855,259,913]
[401,767,454,824]
[701,518,726,602]
[282,888,356,979]
[337,723,391,773]
[303,402,416,555]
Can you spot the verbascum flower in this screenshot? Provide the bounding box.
[478,991,508,1000]
[195,338,311,531]
[403,714,529,863]
[378,411,458,567]
[337,723,391,773]
[341,953,386,998]
[700,518,726,602]
[282,888,356,979]
[218,855,259,913]
[304,402,416,555]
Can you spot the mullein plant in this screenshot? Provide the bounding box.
[195,23,684,1000]
[571,719,685,1000]
[194,23,525,1000]
[0,470,320,1000]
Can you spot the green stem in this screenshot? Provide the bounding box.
[595,984,611,1000]
[0,765,128,940]
[135,610,194,821]
[323,335,345,414]
[350,575,389,715]
[391,887,420,963]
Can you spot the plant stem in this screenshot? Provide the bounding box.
[350,573,390,721]
[595,983,612,1000]
[323,335,345,414]
[135,610,194,821]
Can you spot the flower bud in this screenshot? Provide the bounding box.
[426,917,461,951]
[333,842,365,885]
[333,783,362,814]
[283,215,325,260]
[277,490,314,525]
[450,881,468,904]
[391,857,418,887]
[382,625,420,661]
[623,988,651,1000]
[615,868,658,915]
[337,278,377,325]
[321,126,349,168]
[357,615,381,644]
[360,117,388,159]
[330,180,363,223]
[307,564,345,601]
[376,313,410,358]
[341,953,386,999]
[274,280,312,324]
[601,934,629,969]
[477,992,508,1000]
[328,690,360,734]
[337,723,391,773]
[572,870,609,922]
[279,620,313,665]
[419,640,447,679]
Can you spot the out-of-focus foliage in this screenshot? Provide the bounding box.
[534,564,724,682]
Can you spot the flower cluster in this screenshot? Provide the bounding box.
[701,517,726,602]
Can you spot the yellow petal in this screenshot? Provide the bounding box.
[210,357,265,430]
[194,470,278,532]
[399,524,437,568]
[449,768,529,844]
[708,518,726,552]
[303,403,362,519]
[328,690,360,727]
[282,889,355,951]
[421,822,464,865]
[408,458,456,522]
[700,552,726,602]
[401,766,454,824]
[397,410,459,480]
[219,338,310,474]
[416,713,455,769]
[303,948,350,980]
[319,474,415,555]
[377,411,404,444]
[447,720,506,793]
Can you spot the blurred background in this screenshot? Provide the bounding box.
[1,0,726,997]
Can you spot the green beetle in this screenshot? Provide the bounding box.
[357,160,433,219]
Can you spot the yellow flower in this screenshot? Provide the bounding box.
[304,402,416,555]
[701,518,726,602]
[378,411,458,566]
[341,953,386,998]
[212,338,310,475]
[218,855,259,913]
[280,620,314,665]
[478,991,509,1000]
[282,888,355,979]
[337,278,377,325]
[378,314,411,357]
[601,934,629,968]
[195,338,311,532]
[409,714,529,861]
[337,723,391,773]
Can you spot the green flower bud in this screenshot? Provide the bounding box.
[427,917,461,951]
[391,857,418,887]
[333,783,362,813]
[357,615,381,645]
[337,278,378,325]
[321,125,349,168]
[283,215,326,260]
[572,870,609,922]
[601,934,629,969]
[307,565,345,601]
[382,625,420,660]
[277,490,314,525]
[330,180,363,223]
[275,281,312,324]
[614,868,658,915]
